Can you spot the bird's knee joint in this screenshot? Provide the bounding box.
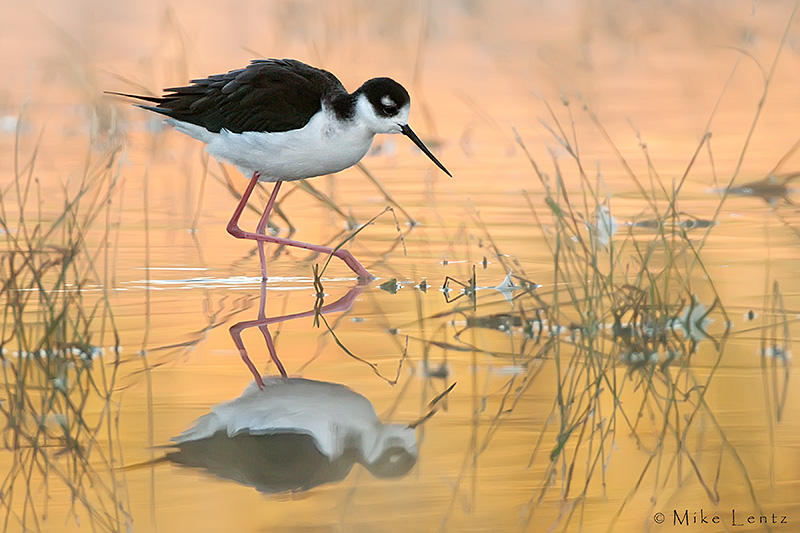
[226,222,244,238]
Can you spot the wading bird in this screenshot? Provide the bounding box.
[110,59,451,281]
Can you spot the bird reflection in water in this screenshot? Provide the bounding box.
[229,280,363,388]
[167,376,417,493]
[163,281,419,493]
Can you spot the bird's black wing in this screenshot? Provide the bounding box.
[116,59,347,134]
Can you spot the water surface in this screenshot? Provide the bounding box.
[2,1,800,531]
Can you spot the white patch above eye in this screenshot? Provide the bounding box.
[380,95,395,108]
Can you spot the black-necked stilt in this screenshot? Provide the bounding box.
[110,59,451,281]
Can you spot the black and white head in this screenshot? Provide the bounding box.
[362,424,418,478]
[355,77,411,134]
[354,78,451,177]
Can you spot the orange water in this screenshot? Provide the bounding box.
[2,1,800,531]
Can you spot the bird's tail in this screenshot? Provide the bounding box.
[104,91,162,104]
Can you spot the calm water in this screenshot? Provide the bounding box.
[2,1,800,531]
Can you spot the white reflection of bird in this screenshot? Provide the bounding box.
[173,377,417,474]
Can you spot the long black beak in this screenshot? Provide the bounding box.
[400,125,452,177]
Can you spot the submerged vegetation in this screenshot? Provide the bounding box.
[424,111,797,529]
[424,29,799,530]
[0,110,129,530]
[1,1,799,531]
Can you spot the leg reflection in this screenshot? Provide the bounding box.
[229,281,363,388]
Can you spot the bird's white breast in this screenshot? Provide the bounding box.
[168,107,375,181]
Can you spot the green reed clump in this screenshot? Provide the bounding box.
[0,115,129,531]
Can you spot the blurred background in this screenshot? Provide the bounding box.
[1,1,800,531]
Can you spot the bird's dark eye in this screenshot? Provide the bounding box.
[379,95,398,115]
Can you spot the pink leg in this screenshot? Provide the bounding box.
[227,172,375,282]
[255,181,283,280]
[229,283,364,388]
[257,277,268,320]
[258,324,287,377]
[256,280,287,377]
[229,327,265,389]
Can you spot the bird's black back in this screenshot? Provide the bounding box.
[134,59,349,134]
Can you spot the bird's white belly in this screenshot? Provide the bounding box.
[168,110,375,181]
